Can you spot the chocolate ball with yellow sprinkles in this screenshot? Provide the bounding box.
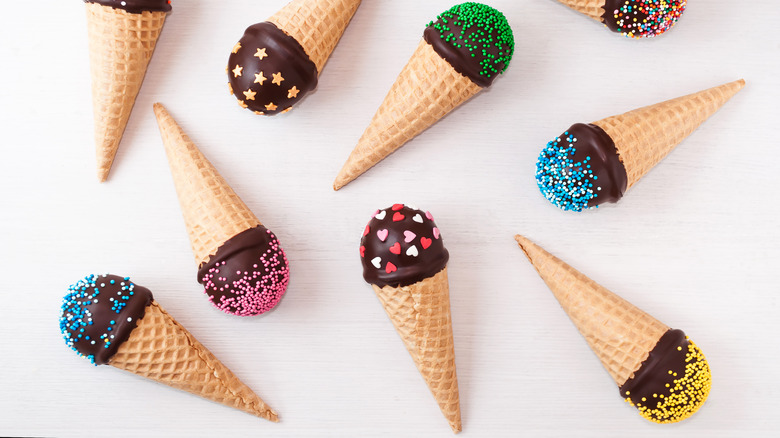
[515,236,712,423]
[556,0,686,38]
[227,0,362,115]
[536,79,745,212]
[60,274,279,421]
[333,2,515,190]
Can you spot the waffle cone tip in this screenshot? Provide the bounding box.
[333,170,352,191]
[97,164,110,182]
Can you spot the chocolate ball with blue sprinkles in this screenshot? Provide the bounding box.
[60,274,152,365]
[536,123,628,212]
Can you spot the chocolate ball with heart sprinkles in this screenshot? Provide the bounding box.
[361,204,448,287]
[359,204,461,432]
[227,0,362,115]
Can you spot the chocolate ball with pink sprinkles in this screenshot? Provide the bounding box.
[197,226,290,317]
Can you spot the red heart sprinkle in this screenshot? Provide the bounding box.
[389,242,401,254]
[392,204,404,211]
[421,237,432,249]
[392,212,405,222]
[385,262,397,273]
[363,225,370,236]
[360,246,365,257]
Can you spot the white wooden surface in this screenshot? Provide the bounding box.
[1,1,778,436]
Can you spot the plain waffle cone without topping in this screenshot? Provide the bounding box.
[153,103,261,267]
[515,235,668,387]
[86,3,167,182]
[556,0,606,21]
[267,0,362,74]
[333,40,482,190]
[109,301,278,421]
[594,79,745,189]
[372,267,461,433]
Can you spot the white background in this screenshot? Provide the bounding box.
[1,1,778,436]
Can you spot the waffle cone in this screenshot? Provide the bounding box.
[556,0,606,21]
[515,235,669,387]
[594,79,745,189]
[333,40,482,190]
[267,0,361,74]
[109,301,278,421]
[85,3,167,182]
[372,267,461,433]
[153,103,261,267]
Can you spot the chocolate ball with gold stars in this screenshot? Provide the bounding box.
[226,0,362,115]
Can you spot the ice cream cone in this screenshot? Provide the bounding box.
[372,267,461,433]
[267,0,361,74]
[153,103,261,266]
[86,2,168,182]
[109,300,278,421]
[333,40,482,190]
[556,0,605,21]
[514,235,668,386]
[594,79,745,189]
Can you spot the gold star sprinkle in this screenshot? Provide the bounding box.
[287,86,300,99]
[238,100,248,109]
[243,89,257,101]
[232,65,243,77]
[254,111,264,115]
[254,71,267,85]
[232,42,242,54]
[254,48,268,60]
[265,102,278,111]
[227,83,234,95]
[272,72,284,86]
[281,108,292,114]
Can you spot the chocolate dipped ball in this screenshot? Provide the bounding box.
[360,204,449,288]
[620,329,711,423]
[85,0,172,14]
[600,0,686,38]
[60,274,152,365]
[227,22,318,116]
[197,225,290,316]
[557,0,686,38]
[226,0,362,115]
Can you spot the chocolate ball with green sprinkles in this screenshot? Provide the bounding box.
[423,2,515,87]
[333,2,515,190]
